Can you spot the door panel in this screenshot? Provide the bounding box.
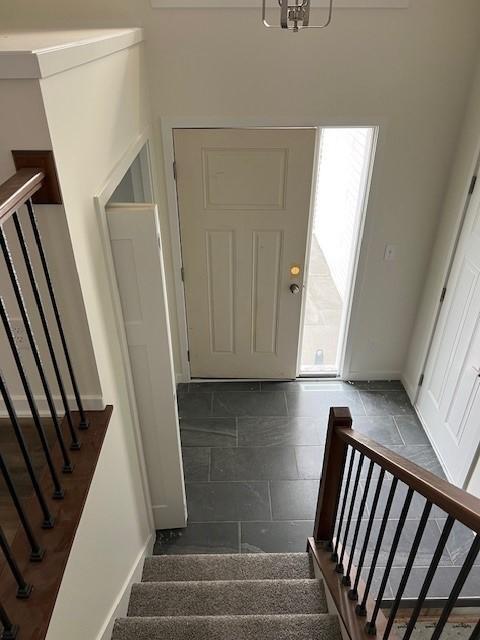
[174,128,316,378]
[107,203,186,528]
[252,230,283,354]
[206,230,235,353]
[417,185,480,486]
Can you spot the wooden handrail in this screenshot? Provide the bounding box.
[314,407,480,536]
[312,407,480,640]
[0,169,44,226]
[336,426,480,533]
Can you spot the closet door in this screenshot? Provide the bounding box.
[417,184,480,486]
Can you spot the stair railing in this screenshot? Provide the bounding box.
[0,168,112,639]
[309,407,480,640]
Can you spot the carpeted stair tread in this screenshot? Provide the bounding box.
[142,552,314,582]
[113,614,341,640]
[128,578,327,617]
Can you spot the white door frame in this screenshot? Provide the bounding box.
[93,128,158,532]
[161,117,383,382]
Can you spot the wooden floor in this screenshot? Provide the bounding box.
[0,418,57,543]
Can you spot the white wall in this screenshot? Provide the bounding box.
[2,1,480,380]
[403,54,480,400]
[402,50,480,495]
[0,80,102,414]
[34,43,155,640]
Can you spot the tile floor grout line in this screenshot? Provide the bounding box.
[357,389,368,417]
[267,481,274,521]
[171,380,453,566]
[391,414,407,446]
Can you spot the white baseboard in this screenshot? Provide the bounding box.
[97,534,154,640]
[343,371,402,382]
[0,394,104,418]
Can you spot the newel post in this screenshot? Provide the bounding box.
[313,406,353,543]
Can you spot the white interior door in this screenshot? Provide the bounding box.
[107,203,186,528]
[174,128,316,378]
[417,183,480,487]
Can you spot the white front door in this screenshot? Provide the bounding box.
[174,128,316,378]
[107,203,186,528]
[417,182,480,487]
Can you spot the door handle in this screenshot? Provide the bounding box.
[289,283,301,295]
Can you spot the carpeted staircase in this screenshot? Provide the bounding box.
[112,552,342,639]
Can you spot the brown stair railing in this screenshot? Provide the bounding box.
[0,168,112,640]
[309,407,480,640]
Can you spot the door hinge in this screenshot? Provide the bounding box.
[440,286,447,304]
[469,175,477,195]
[181,267,185,282]
[173,161,177,181]
[419,373,424,387]
[187,349,190,362]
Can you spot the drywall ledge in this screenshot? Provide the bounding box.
[0,28,143,79]
[151,1,409,8]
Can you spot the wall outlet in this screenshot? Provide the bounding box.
[384,244,396,261]
[9,319,28,350]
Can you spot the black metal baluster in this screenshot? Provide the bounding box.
[337,453,365,574]
[0,297,66,495]
[366,487,414,635]
[0,526,32,599]
[0,602,18,640]
[467,619,480,640]
[0,371,53,529]
[0,226,76,462]
[26,200,89,429]
[383,500,432,639]
[332,448,356,563]
[402,515,455,640]
[349,468,385,602]
[356,476,398,617]
[430,533,480,640]
[12,212,80,449]
[0,454,44,561]
[343,459,374,587]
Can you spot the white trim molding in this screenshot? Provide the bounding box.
[0,28,143,79]
[98,534,154,640]
[0,394,104,418]
[151,1,409,8]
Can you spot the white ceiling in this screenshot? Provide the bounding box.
[151,0,409,8]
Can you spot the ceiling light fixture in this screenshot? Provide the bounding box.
[262,0,333,32]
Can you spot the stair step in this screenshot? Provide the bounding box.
[113,614,341,640]
[143,552,314,582]
[128,578,327,617]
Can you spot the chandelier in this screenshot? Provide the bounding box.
[262,0,334,32]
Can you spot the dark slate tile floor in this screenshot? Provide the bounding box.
[154,380,479,601]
